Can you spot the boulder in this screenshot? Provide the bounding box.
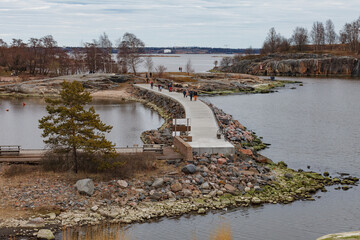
[182,164,196,174]
[224,184,236,193]
[170,182,182,192]
[182,189,192,197]
[117,180,128,188]
[251,197,262,204]
[37,229,55,240]
[217,158,227,165]
[284,173,293,179]
[152,178,164,188]
[238,149,253,157]
[75,179,95,196]
[200,182,210,189]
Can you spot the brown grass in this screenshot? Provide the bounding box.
[40,151,157,180]
[2,164,39,178]
[161,72,197,82]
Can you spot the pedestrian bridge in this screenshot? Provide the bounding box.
[135,84,235,155]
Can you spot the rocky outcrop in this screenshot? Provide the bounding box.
[227,53,360,77]
[0,74,119,95]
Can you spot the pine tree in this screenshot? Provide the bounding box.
[39,81,115,173]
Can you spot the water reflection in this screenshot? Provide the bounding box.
[60,224,131,240]
[0,98,163,149]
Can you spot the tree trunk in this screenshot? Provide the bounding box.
[73,146,78,173]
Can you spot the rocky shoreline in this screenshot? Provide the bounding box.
[224,53,360,77]
[0,76,357,239]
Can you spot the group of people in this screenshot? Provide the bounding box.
[183,89,197,101]
[145,73,197,101]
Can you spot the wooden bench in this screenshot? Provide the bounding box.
[143,144,164,153]
[0,145,21,155]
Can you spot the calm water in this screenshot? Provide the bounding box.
[0,98,163,149]
[137,54,230,73]
[87,77,359,240]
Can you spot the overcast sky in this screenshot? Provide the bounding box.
[0,0,359,48]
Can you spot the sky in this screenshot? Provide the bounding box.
[0,0,359,48]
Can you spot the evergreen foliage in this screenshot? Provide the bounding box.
[39,80,115,173]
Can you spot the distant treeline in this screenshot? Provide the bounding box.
[0,32,257,77]
[261,16,360,55]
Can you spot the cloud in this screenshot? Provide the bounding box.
[0,0,359,47]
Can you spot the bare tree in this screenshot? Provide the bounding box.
[40,35,58,75]
[185,59,194,74]
[84,41,99,73]
[0,39,8,67]
[214,60,218,68]
[220,56,232,68]
[311,21,325,51]
[117,32,145,75]
[144,56,154,73]
[27,38,41,74]
[325,19,337,46]
[7,39,28,75]
[156,64,167,77]
[245,46,255,55]
[98,32,113,73]
[339,17,360,53]
[261,27,289,54]
[277,36,291,52]
[263,27,279,53]
[291,27,309,51]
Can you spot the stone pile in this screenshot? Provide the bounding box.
[208,103,266,151]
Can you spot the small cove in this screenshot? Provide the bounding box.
[0,98,164,149]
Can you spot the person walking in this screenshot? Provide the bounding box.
[183,89,186,98]
[194,90,198,101]
[189,90,193,101]
[150,81,154,89]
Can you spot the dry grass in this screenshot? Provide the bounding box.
[2,164,39,178]
[161,72,198,83]
[40,151,157,180]
[108,152,157,179]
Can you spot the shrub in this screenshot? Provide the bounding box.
[41,151,157,179]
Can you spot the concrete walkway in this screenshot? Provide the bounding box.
[136,84,235,154]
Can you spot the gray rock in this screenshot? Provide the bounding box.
[117,180,128,188]
[91,205,99,212]
[251,197,262,204]
[149,192,162,200]
[200,182,210,189]
[47,213,56,220]
[152,178,164,188]
[182,189,192,196]
[37,229,55,239]
[284,173,293,179]
[224,184,236,193]
[170,182,182,192]
[182,164,196,174]
[75,179,95,196]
